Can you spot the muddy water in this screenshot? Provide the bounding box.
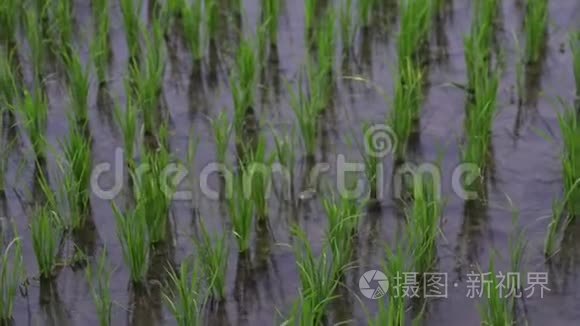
[2,0,580,325]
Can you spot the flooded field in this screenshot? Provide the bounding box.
[1,0,580,325]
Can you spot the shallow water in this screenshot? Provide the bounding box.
[2,0,580,325]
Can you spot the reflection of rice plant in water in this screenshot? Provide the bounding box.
[112,203,149,284]
[0,231,24,323]
[389,58,423,161]
[194,221,229,301]
[556,99,580,217]
[524,0,549,64]
[407,173,442,275]
[226,170,255,253]
[86,250,113,326]
[163,259,204,326]
[31,206,62,280]
[61,120,92,230]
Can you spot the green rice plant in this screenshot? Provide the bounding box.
[31,206,62,280]
[571,32,580,95]
[479,255,515,326]
[322,194,361,278]
[389,58,423,161]
[0,48,18,109]
[544,179,580,257]
[134,135,173,245]
[24,8,45,88]
[289,73,320,160]
[406,172,442,275]
[243,134,274,220]
[261,0,281,47]
[211,112,232,167]
[64,49,91,128]
[315,9,336,80]
[114,95,138,168]
[112,203,149,284]
[339,0,356,55]
[372,245,407,326]
[19,90,48,164]
[362,123,383,199]
[0,231,24,323]
[226,169,255,253]
[231,40,258,136]
[182,0,204,63]
[61,120,92,230]
[163,259,204,326]
[464,13,493,92]
[194,221,228,301]
[0,0,19,44]
[206,0,219,45]
[130,21,165,138]
[524,0,549,64]
[397,0,433,63]
[53,0,74,59]
[304,0,316,40]
[272,128,297,200]
[120,0,143,61]
[86,250,113,326]
[359,0,378,29]
[556,98,580,216]
[91,0,111,85]
[285,226,340,325]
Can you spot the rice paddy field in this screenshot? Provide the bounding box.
[1,0,580,325]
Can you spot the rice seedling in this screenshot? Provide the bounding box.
[130,21,166,139]
[163,258,204,326]
[397,0,433,63]
[261,0,281,48]
[289,72,319,160]
[206,0,219,46]
[524,0,549,64]
[120,0,143,62]
[30,206,62,280]
[18,90,48,165]
[406,172,442,275]
[571,32,580,96]
[61,119,92,230]
[112,203,149,284]
[194,221,229,301]
[24,8,45,88]
[0,48,18,109]
[272,128,297,201]
[53,0,74,59]
[315,8,336,80]
[0,0,19,44]
[91,0,111,86]
[226,170,255,253]
[556,98,580,216]
[359,0,379,29]
[182,0,204,65]
[339,0,356,56]
[114,95,138,169]
[211,112,232,167]
[86,250,113,326]
[362,123,383,199]
[245,134,274,220]
[134,132,173,245]
[285,226,341,325]
[479,255,515,326]
[0,231,24,323]
[304,0,317,40]
[544,179,580,257]
[389,58,423,161]
[464,9,494,92]
[371,245,407,325]
[230,40,258,136]
[64,49,91,128]
[322,193,361,278]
